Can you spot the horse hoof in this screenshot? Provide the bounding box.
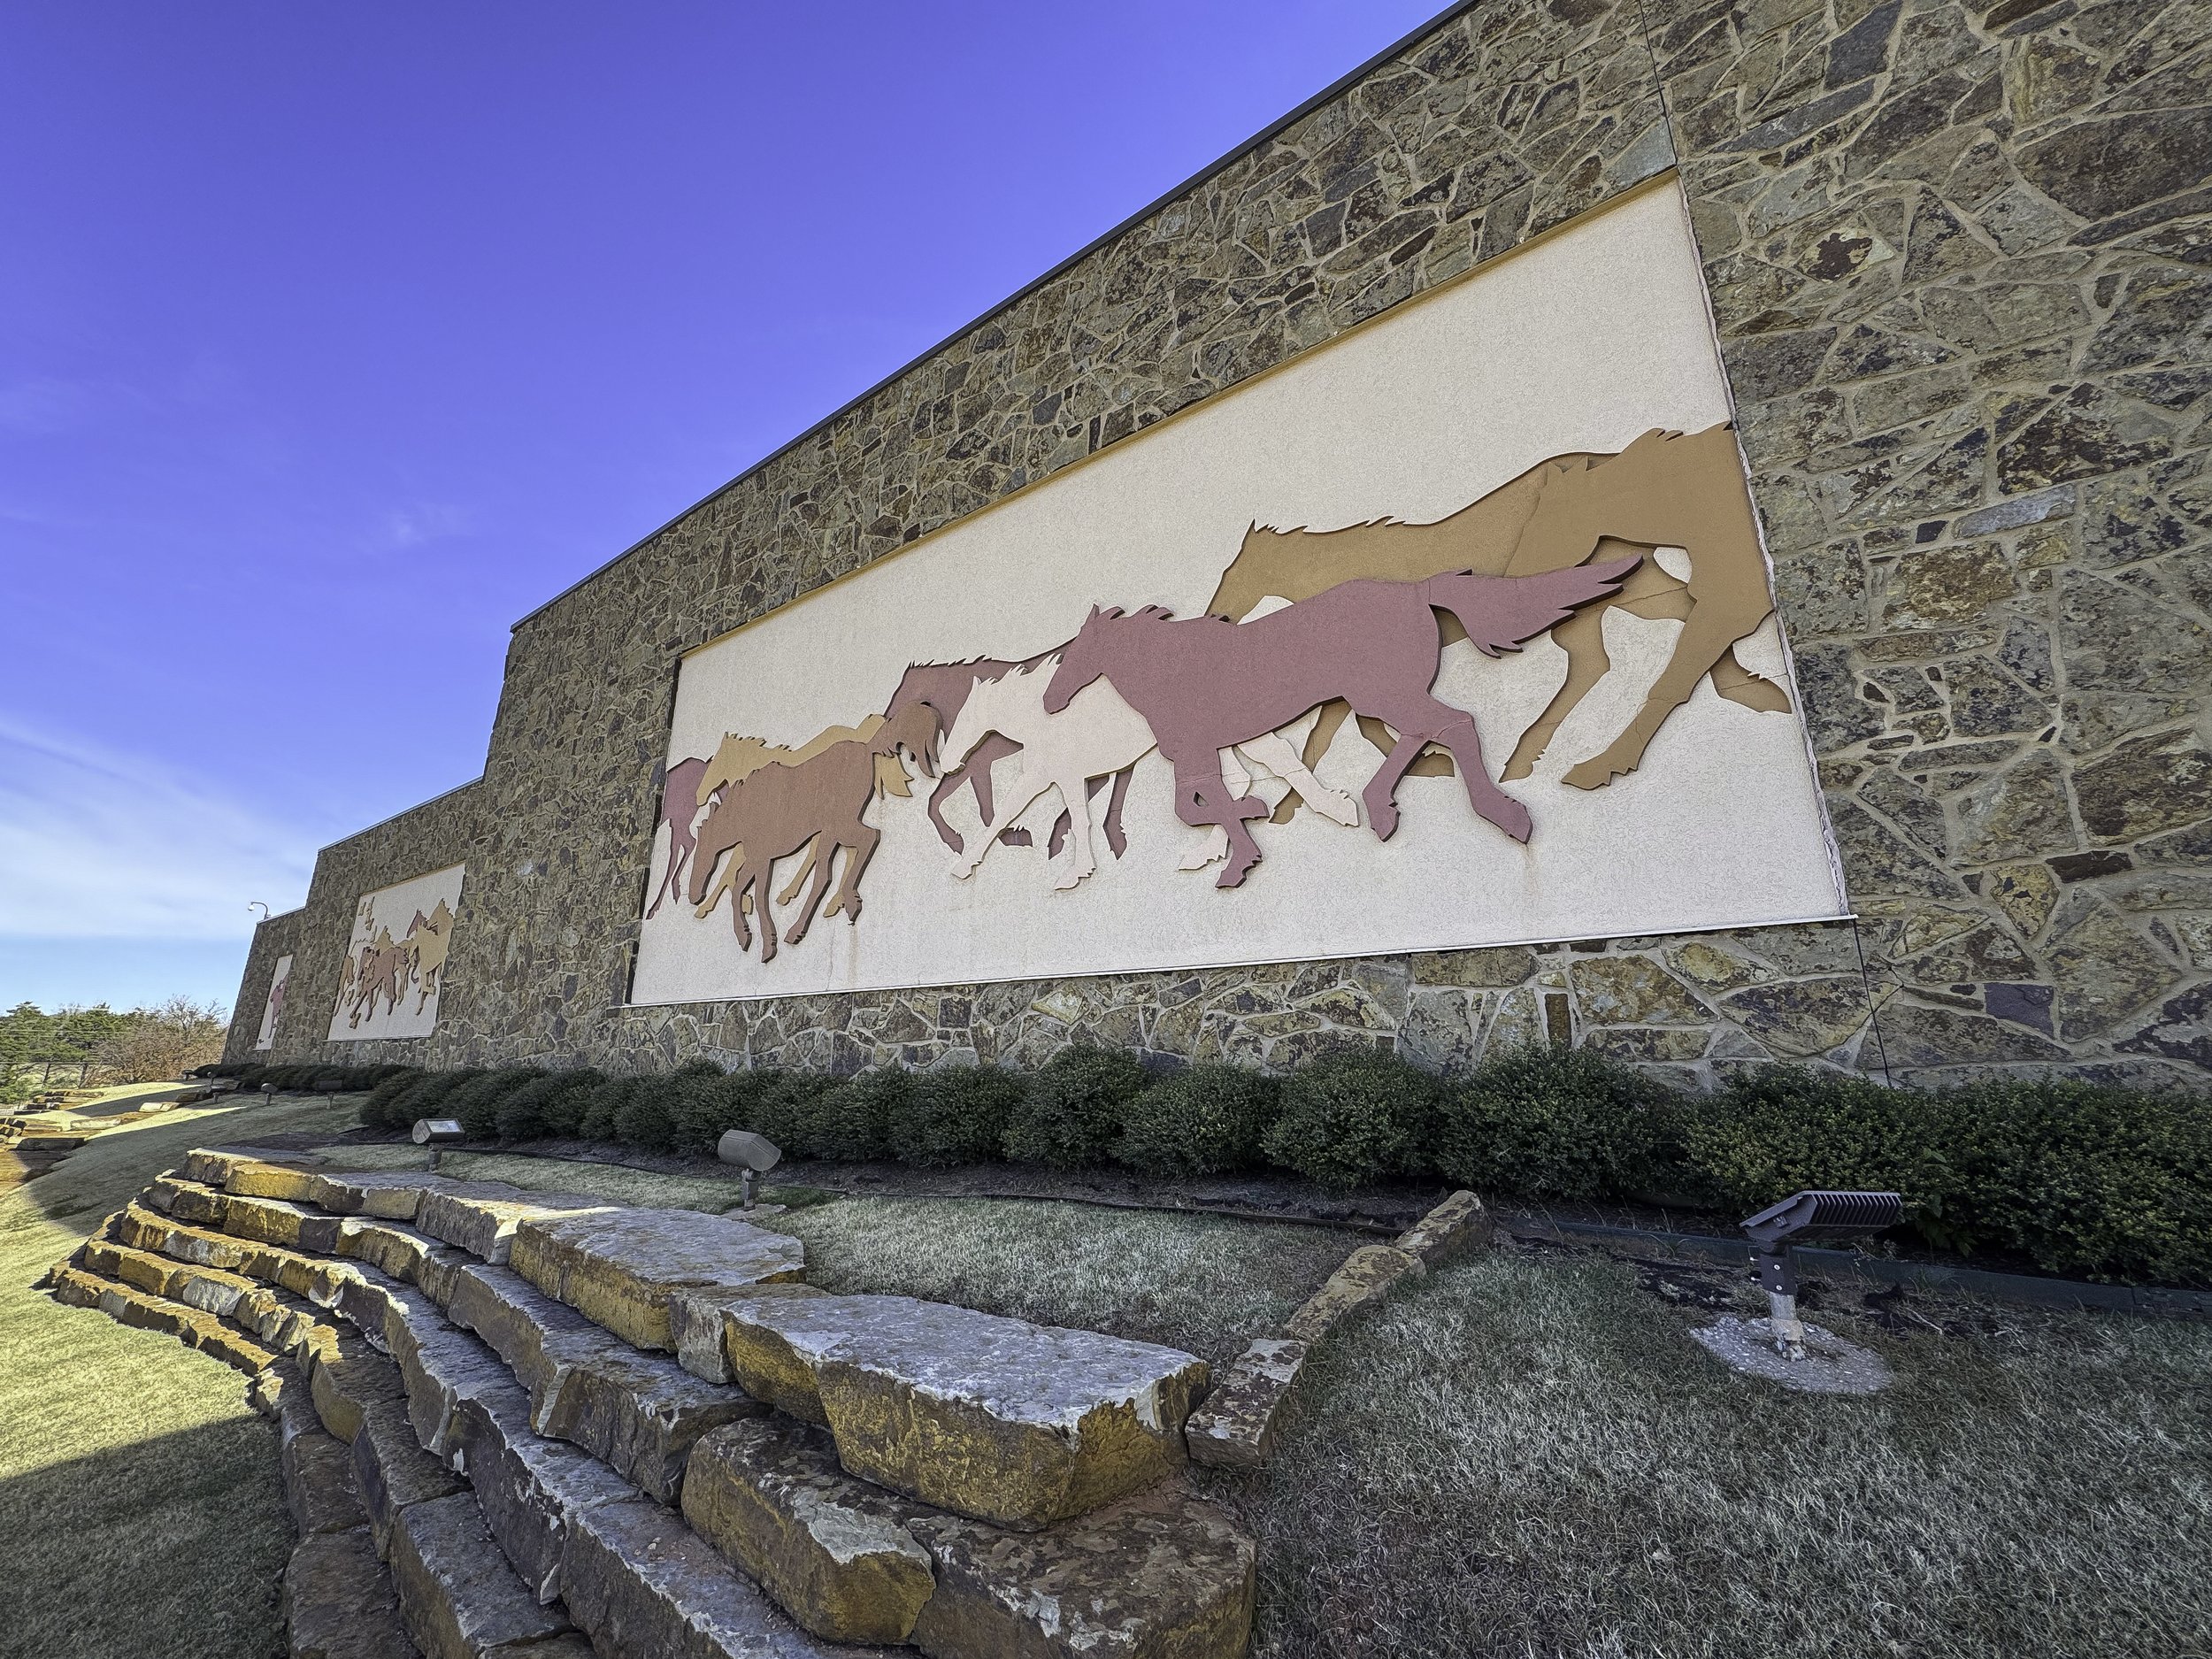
[1491,801,1533,843]
[1563,756,1628,790]
[1369,805,1400,841]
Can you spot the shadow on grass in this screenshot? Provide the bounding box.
[0,1417,289,1659]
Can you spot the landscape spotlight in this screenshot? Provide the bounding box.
[1740,1189,1902,1361]
[717,1129,781,1212]
[412,1117,465,1171]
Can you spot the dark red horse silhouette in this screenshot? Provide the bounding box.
[1043,560,1638,888]
[644,756,708,919]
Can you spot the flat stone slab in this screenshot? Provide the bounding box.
[338,1218,476,1310]
[447,1263,763,1502]
[388,1491,575,1659]
[512,1207,806,1352]
[351,1391,467,1554]
[1691,1316,1894,1394]
[720,1296,1208,1529]
[284,1526,423,1659]
[415,1186,615,1264]
[277,1364,369,1538]
[1391,1189,1491,1263]
[672,1285,827,1384]
[1184,1337,1308,1471]
[564,1494,887,1659]
[682,1417,934,1645]
[907,1486,1256,1659]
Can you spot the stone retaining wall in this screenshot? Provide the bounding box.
[227,0,2211,1088]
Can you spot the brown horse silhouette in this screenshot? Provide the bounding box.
[883,657,1133,860]
[644,756,709,919]
[1207,424,1789,799]
[686,702,941,962]
[1045,560,1636,888]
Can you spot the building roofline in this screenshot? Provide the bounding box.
[510,0,1479,634]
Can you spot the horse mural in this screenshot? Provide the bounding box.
[1044,559,1638,888]
[644,756,710,920]
[345,926,408,1028]
[1206,424,1790,806]
[686,701,941,962]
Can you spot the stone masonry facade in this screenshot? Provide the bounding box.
[228,0,2212,1091]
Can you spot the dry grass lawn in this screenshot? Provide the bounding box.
[0,1090,363,1659]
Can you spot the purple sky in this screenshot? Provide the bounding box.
[0,0,1446,1012]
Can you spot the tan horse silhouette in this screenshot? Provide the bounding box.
[1206,424,1789,799]
[687,703,940,962]
[401,899,454,1014]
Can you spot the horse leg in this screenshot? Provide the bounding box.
[1501,599,1616,780]
[783,841,842,947]
[1564,601,1775,789]
[953,762,1054,879]
[818,822,881,929]
[1181,750,1254,871]
[1270,698,1350,824]
[1171,758,1268,889]
[1100,766,1133,857]
[1241,730,1359,827]
[1361,695,1532,843]
[1709,641,1793,712]
[776,838,822,906]
[1051,776,1100,890]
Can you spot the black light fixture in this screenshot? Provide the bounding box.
[717,1129,782,1212]
[411,1116,465,1171]
[1740,1189,1902,1360]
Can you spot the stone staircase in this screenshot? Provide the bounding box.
[43,1148,1256,1659]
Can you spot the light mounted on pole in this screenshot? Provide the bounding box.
[1740,1189,1902,1360]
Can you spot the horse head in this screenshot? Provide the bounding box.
[1042,605,1123,713]
[878,699,941,782]
[1206,521,1294,620]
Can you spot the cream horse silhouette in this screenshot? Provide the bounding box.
[939,655,1358,888]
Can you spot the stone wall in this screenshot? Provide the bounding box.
[237,0,2210,1088]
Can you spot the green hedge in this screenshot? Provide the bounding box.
[319,1041,2212,1286]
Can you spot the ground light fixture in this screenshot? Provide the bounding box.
[411,1117,465,1171]
[1740,1189,1903,1360]
[717,1129,782,1211]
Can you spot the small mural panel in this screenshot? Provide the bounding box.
[253,954,293,1051]
[327,865,465,1041]
[634,184,1846,1003]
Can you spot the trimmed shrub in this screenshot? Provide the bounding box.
[1264,1048,1437,1188]
[360,1069,426,1129]
[577,1077,636,1143]
[1115,1064,1280,1178]
[1681,1066,1953,1227]
[511,1069,604,1140]
[1437,1043,1678,1202]
[802,1068,915,1162]
[445,1067,546,1139]
[391,1067,487,1129]
[1939,1079,2212,1285]
[890,1065,1026,1167]
[1003,1048,1151,1170]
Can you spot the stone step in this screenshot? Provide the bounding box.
[680,1417,1256,1657]
[511,1206,806,1352]
[681,1418,935,1644]
[285,1527,425,1659]
[905,1486,1255,1659]
[388,1492,588,1659]
[447,1262,764,1503]
[46,1261,278,1375]
[146,1173,351,1253]
[415,1187,615,1266]
[338,1217,477,1307]
[718,1294,1210,1529]
[116,1200,361,1302]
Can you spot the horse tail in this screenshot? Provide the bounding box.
[1424,557,1640,657]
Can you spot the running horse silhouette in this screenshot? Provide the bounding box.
[1207,424,1790,803]
[1045,559,1638,888]
[685,702,940,962]
[882,657,1140,864]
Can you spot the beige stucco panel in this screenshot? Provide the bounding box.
[635,184,1844,1003]
[327,863,466,1041]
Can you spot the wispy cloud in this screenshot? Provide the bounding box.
[0,715,317,940]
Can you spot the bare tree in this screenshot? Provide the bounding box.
[96,997,231,1083]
